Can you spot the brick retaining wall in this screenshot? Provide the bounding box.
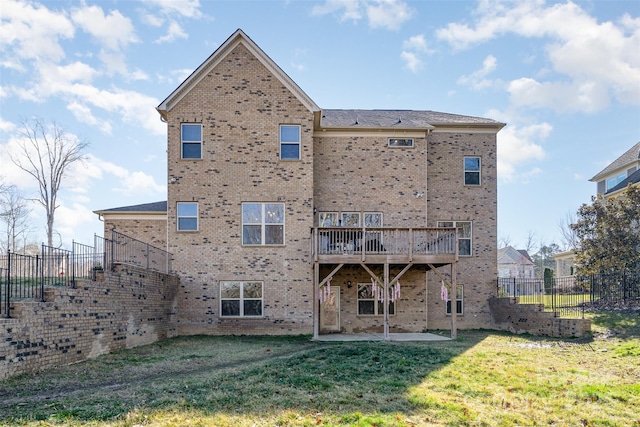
[0,264,179,380]
[489,297,591,338]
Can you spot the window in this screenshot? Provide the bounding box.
[606,172,627,191]
[364,212,383,227]
[177,202,198,231]
[464,157,481,186]
[341,212,361,227]
[318,212,339,227]
[388,138,414,147]
[280,125,301,160]
[220,281,263,317]
[242,203,285,245]
[437,221,472,256]
[181,124,202,159]
[357,283,395,316]
[446,285,463,315]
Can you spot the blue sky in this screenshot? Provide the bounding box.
[1,0,639,253]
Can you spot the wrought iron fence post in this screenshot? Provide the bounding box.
[4,251,11,318]
[71,240,76,287]
[110,229,115,272]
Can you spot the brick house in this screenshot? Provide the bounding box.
[96,29,505,338]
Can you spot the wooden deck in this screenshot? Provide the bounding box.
[312,227,458,265]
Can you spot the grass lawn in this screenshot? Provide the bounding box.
[1,310,639,427]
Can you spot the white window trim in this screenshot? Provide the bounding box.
[176,202,198,231]
[181,123,203,160]
[279,124,301,161]
[388,138,414,148]
[437,220,472,257]
[357,283,395,316]
[446,284,464,316]
[463,156,481,186]
[220,281,264,318]
[242,202,285,246]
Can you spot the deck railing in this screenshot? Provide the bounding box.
[312,227,457,260]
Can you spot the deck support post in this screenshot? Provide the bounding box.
[313,262,319,339]
[450,262,457,340]
[384,262,389,341]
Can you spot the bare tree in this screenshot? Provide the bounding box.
[10,118,88,247]
[0,184,32,254]
[498,234,512,249]
[524,230,537,254]
[558,210,578,251]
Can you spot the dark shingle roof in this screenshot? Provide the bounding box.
[320,109,504,129]
[605,168,640,195]
[591,141,640,181]
[95,201,167,214]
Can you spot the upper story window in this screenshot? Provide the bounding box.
[388,138,414,148]
[318,212,339,227]
[177,202,198,231]
[437,220,472,256]
[280,125,301,160]
[181,124,202,159]
[242,203,285,245]
[464,157,481,186]
[606,172,627,191]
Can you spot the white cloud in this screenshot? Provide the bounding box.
[0,0,75,65]
[142,0,203,19]
[65,154,166,197]
[508,77,610,113]
[400,34,433,73]
[71,4,138,51]
[400,51,421,73]
[367,0,413,30]
[436,0,640,113]
[12,63,164,135]
[402,34,429,53]
[312,0,412,29]
[155,20,188,44]
[489,108,551,183]
[0,119,16,133]
[457,55,499,90]
[66,102,112,134]
[311,0,362,23]
[55,202,96,235]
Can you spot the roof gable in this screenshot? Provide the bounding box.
[157,29,320,120]
[590,141,640,182]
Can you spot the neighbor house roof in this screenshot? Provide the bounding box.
[157,29,320,121]
[94,201,167,215]
[320,109,505,130]
[590,141,640,181]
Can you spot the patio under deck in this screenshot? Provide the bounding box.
[314,332,452,342]
[311,227,460,341]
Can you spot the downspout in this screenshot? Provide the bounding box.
[425,129,431,227]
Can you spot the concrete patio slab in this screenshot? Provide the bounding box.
[314,332,451,342]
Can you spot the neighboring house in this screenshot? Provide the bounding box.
[498,246,535,278]
[590,141,640,198]
[95,29,505,337]
[551,250,577,277]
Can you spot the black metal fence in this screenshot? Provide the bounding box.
[1,233,171,318]
[497,270,640,318]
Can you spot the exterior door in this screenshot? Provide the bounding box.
[320,286,340,332]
